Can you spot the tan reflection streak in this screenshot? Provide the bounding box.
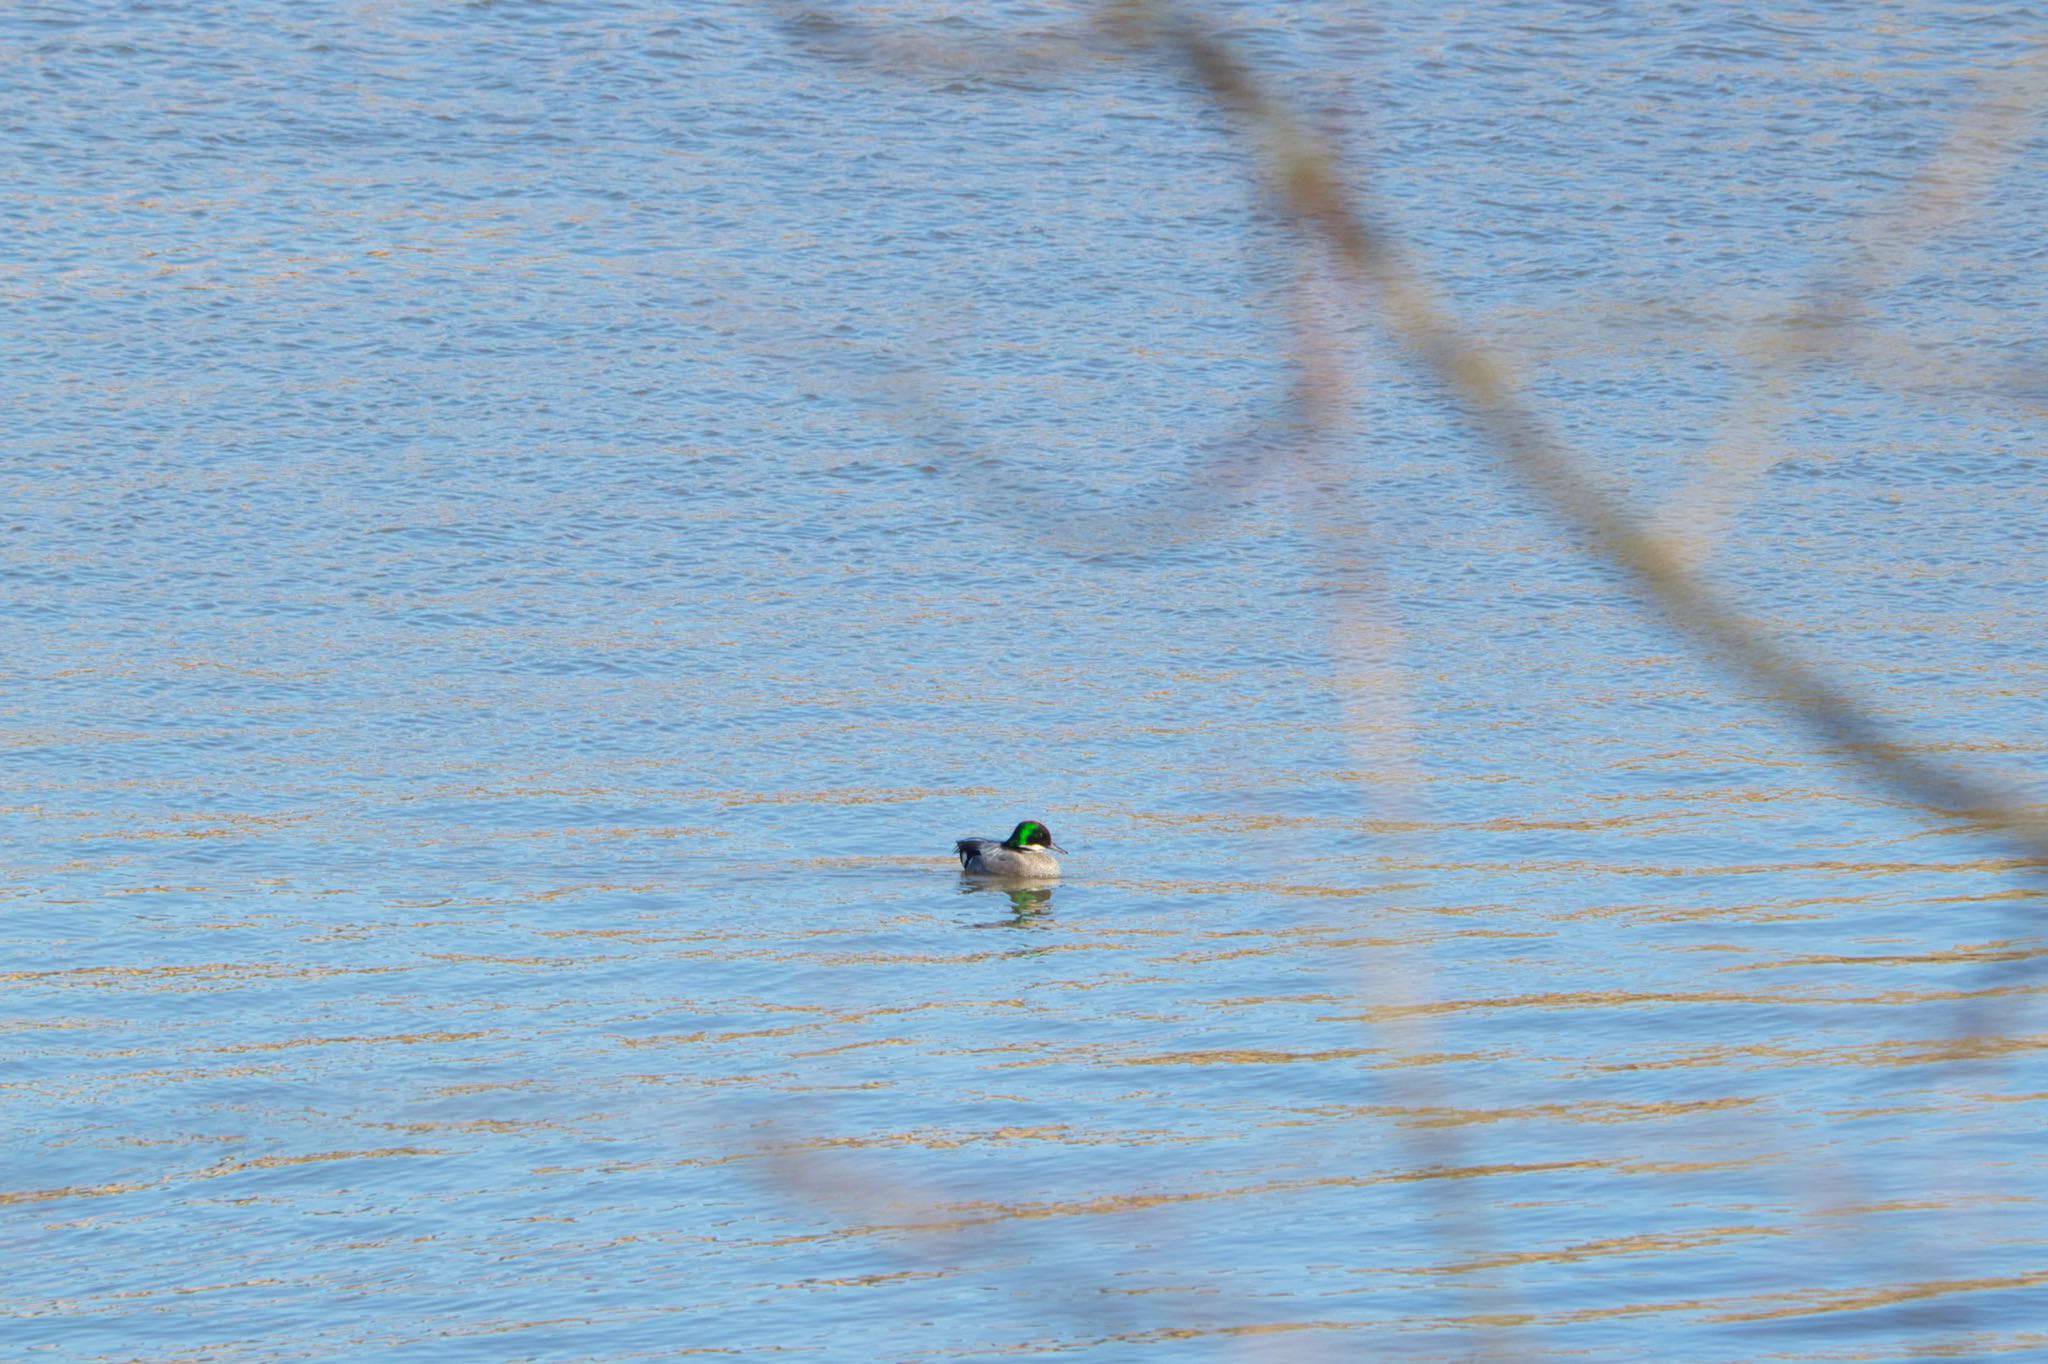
[203,1030,489,1054]
[424,954,586,966]
[790,1268,959,1290]
[1707,1267,2048,1325]
[1473,813,1716,833]
[620,1021,845,1047]
[205,1147,444,1175]
[1305,1096,1761,1130]
[371,1118,554,1135]
[796,1159,1606,1239]
[1098,1321,1351,1347]
[3,1148,448,1207]
[1420,1223,1785,1276]
[95,1277,292,1302]
[791,1038,917,1058]
[1158,946,1338,965]
[1156,936,1409,962]
[798,946,1106,967]
[1212,884,1419,902]
[527,881,668,900]
[990,1045,1485,1071]
[761,1155,1605,1245]
[1117,879,1427,900]
[1559,897,1859,924]
[1446,1264,2048,1331]
[1373,1051,1492,1070]
[1,962,403,986]
[0,1017,105,1033]
[776,1125,1154,1154]
[104,828,248,842]
[1115,811,1329,832]
[1616,1157,1766,1177]
[1595,1033,2048,1072]
[721,786,997,807]
[1345,988,1781,1021]
[0,1180,154,1206]
[868,1000,1028,1017]
[1411,857,2044,878]
[525,826,717,842]
[1111,1047,1385,1067]
[1342,984,2046,1024]
[1727,943,2048,972]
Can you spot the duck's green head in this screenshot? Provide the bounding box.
[1004,820,1064,853]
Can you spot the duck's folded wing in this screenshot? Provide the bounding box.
[954,838,993,867]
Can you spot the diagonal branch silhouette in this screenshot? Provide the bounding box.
[1140,2,2048,866]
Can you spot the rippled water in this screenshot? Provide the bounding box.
[7,2,2048,1359]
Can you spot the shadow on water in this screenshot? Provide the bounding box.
[957,879,1056,928]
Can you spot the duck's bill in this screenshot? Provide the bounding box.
[1050,841,1068,853]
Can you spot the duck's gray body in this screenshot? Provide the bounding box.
[955,839,1061,878]
[955,821,1064,878]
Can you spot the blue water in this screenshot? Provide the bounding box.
[6,2,2048,1359]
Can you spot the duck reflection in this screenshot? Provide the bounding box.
[959,880,1055,927]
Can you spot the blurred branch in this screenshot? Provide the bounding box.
[1652,60,2046,568]
[1129,1,2048,865]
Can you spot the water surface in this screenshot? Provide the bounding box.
[6,2,2048,1359]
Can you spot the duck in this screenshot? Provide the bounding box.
[955,820,1065,878]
